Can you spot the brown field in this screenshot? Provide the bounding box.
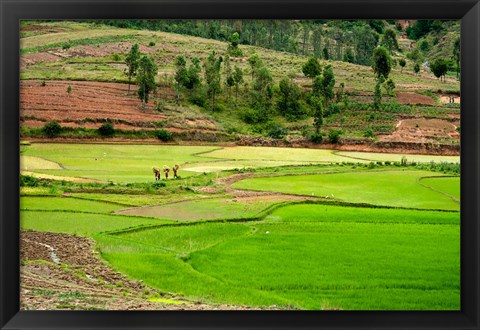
[379,118,459,143]
[20,80,225,133]
[396,92,436,105]
[21,80,166,124]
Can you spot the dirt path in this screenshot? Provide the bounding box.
[21,231,275,310]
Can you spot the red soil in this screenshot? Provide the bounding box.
[20,80,166,125]
[396,92,435,105]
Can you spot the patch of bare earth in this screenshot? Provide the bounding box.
[20,52,62,69]
[21,231,276,310]
[396,92,435,105]
[20,80,224,134]
[20,80,166,125]
[379,118,459,143]
[439,95,461,104]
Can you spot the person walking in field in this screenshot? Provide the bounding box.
[152,166,161,181]
[163,165,170,179]
[173,164,179,179]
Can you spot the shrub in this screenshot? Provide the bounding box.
[325,103,342,117]
[310,133,323,143]
[148,41,156,47]
[189,92,207,107]
[20,175,40,187]
[152,181,166,189]
[62,42,71,50]
[328,129,343,144]
[111,53,121,61]
[42,121,62,138]
[212,104,225,112]
[363,128,375,138]
[266,123,287,139]
[155,129,173,142]
[240,108,265,124]
[98,122,115,137]
[66,85,72,94]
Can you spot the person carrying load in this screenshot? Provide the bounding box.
[173,164,179,179]
[152,166,161,181]
[163,165,171,179]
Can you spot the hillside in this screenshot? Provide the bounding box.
[20,21,460,153]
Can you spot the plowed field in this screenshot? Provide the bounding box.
[21,80,165,126]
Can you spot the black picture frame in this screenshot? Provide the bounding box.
[1,0,479,329]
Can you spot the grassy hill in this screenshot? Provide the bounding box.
[20,21,460,149]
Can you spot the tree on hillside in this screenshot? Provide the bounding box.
[224,56,234,101]
[430,58,448,82]
[247,54,263,81]
[399,58,406,72]
[405,20,441,40]
[125,44,141,94]
[227,32,243,57]
[453,37,460,79]
[373,76,384,109]
[418,40,430,52]
[185,57,202,93]
[301,21,311,55]
[414,63,420,75]
[232,66,244,105]
[343,48,355,63]
[381,28,399,52]
[372,46,392,80]
[174,55,188,104]
[311,96,324,134]
[311,25,323,58]
[407,48,421,63]
[136,55,158,104]
[369,20,385,34]
[371,46,392,109]
[302,57,322,84]
[323,47,330,60]
[252,65,273,114]
[277,78,304,119]
[353,25,379,66]
[313,64,335,108]
[204,51,223,110]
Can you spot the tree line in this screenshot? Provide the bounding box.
[95,19,419,67]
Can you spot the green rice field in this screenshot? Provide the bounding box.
[20,143,460,310]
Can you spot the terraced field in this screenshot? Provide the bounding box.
[21,144,459,183]
[19,19,461,311]
[20,143,460,310]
